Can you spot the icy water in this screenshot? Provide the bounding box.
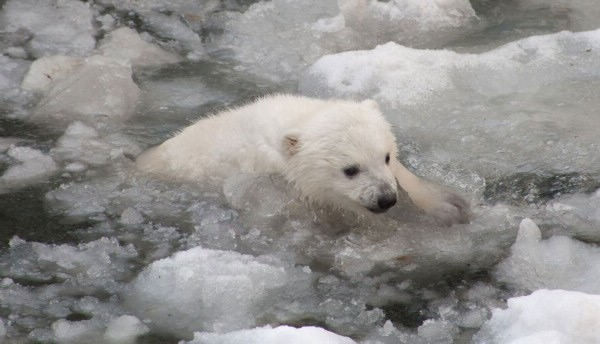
[1,0,600,343]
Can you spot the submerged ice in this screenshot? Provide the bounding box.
[1,0,600,343]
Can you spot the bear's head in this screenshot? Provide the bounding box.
[283,99,399,213]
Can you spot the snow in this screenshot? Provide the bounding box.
[494,218,600,294]
[124,246,313,336]
[0,0,96,58]
[185,325,357,344]
[475,289,600,343]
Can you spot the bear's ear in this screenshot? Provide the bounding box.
[361,99,380,111]
[283,133,301,157]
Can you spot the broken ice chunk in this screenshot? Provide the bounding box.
[124,246,313,336]
[184,325,357,344]
[0,0,96,57]
[494,218,600,294]
[475,289,600,343]
[0,145,57,192]
[97,27,181,67]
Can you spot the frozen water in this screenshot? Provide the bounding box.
[0,56,30,92]
[1,0,600,343]
[119,208,144,226]
[0,0,95,58]
[417,319,458,344]
[516,0,600,31]
[494,218,600,294]
[209,0,477,82]
[2,236,137,290]
[95,0,220,57]
[185,325,357,344]
[29,56,140,125]
[539,189,600,241]
[103,315,149,344]
[124,246,314,336]
[97,27,182,67]
[51,121,141,167]
[0,55,31,111]
[21,55,83,94]
[0,145,57,193]
[474,289,600,343]
[301,29,600,178]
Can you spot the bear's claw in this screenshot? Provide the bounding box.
[426,189,470,227]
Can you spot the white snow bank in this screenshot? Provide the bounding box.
[494,218,600,294]
[475,289,600,343]
[185,325,356,344]
[0,146,57,192]
[97,27,181,66]
[124,246,313,336]
[211,0,476,82]
[0,0,95,58]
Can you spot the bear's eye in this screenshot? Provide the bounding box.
[385,153,390,165]
[343,165,360,178]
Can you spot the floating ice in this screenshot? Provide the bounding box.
[494,218,600,294]
[185,325,357,344]
[0,0,95,58]
[124,246,314,336]
[475,289,600,343]
[119,208,144,226]
[516,0,600,31]
[417,319,458,344]
[301,29,600,177]
[103,315,149,344]
[0,145,57,192]
[95,0,219,57]
[21,55,82,93]
[210,0,477,82]
[0,56,30,91]
[543,189,600,241]
[28,55,140,124]
[51,121,141,167]
[3,236,137,289]
[97,27,181,67]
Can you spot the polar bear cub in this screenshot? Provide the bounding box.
[137,95,468,225]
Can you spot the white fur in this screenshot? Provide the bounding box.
[137,95,469,223]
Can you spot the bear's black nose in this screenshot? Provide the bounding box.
[377,193,397,210]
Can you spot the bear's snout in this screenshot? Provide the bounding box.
[377,193,397,211]
[366,184,397,213]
